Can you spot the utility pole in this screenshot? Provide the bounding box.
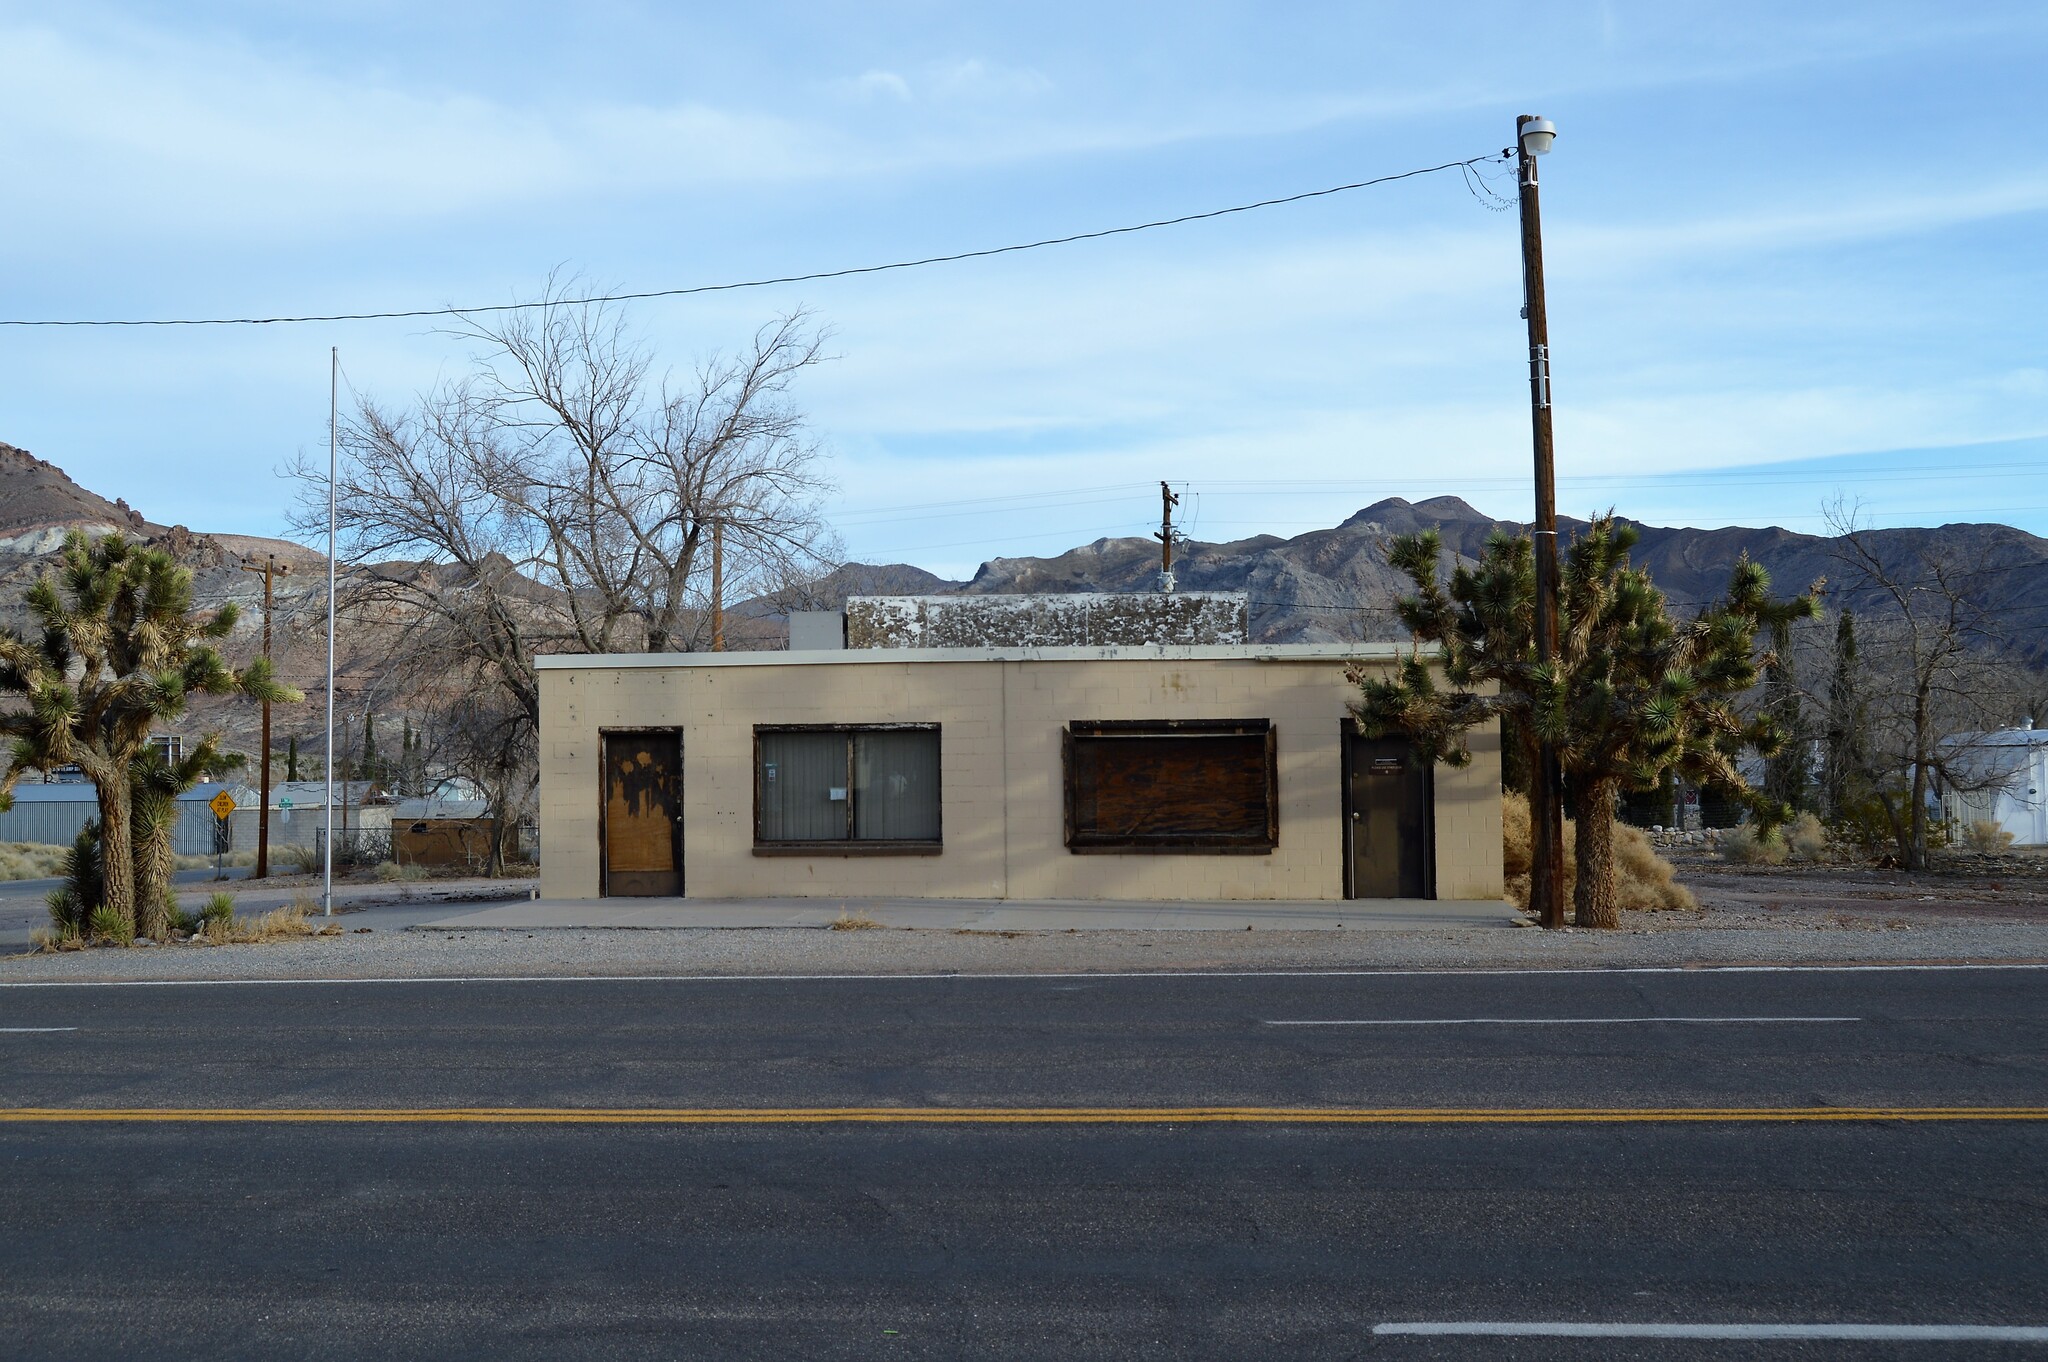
[323,345,338,917]
[1517,114,1566,929]
[238,553,291,879]
[1154,482,1180,593]
[711,519,725,652]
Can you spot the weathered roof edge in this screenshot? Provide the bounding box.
[536,642,1420,671]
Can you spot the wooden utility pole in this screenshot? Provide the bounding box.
[239,554,291,879]
[710,519,725,651]
[1154,482,1181,593]
[1517,114,1567,929]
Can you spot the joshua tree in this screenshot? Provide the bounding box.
[0,532,298,935]
[1353,516,1815,928]
[131,737,242,937]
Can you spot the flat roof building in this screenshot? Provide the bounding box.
[537,643,1502,906]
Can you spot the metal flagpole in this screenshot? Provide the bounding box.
[323,346,338,916]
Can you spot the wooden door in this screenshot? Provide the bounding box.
[1345,732,1433,899]
[602,731,681,896]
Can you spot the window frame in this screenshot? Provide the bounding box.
[751,723,944,856]
[1061,718,1279,855]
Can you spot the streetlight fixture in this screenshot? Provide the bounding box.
[1516,113,1567,930]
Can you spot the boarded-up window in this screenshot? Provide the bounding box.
[756,726,941,851]
[1064,719,1277,853]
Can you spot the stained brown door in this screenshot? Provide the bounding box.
[602,731,681,896]
[1345,732,1433,899]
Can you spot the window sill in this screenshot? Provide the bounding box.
[1066,842,1276,856]
[752,843,944,858]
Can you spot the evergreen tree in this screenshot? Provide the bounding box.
[1760,611,1812,825]
[1821,611,1867,821]
[286,735,300,782]
[362,713,379,786]
[1353,516,1815,929]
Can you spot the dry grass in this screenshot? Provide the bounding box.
[193,901,340,945]
[172,850,257,871]
[1503,792,1697,913]
[829,911,884,931]
[0,842,73,882]
[373,861,430,883]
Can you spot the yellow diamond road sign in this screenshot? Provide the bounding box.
[209,791,237,820]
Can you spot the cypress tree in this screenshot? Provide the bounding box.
[1761,614,1808,819]
[1822,611,1865,820]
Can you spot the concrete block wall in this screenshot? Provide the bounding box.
[538,650,1504,903]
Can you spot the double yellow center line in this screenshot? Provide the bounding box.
[2,1106,2045,1125]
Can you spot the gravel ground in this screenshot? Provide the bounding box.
[3,915,2044,982]
[7,851,2047,982]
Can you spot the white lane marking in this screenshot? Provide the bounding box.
[0,1027,76,1032]
[1268,1016,1860,1026]
[1374,1322,2048,1341]
[0,962,2042,989]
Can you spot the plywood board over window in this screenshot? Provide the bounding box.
[1063,719,1277,854]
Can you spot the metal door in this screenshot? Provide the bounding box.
[602,731,681,897]
[1345,732,1434,899]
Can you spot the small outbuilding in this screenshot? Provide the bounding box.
[391,798,499,870]
[536,642,1502,905]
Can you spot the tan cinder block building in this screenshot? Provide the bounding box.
[536,644,1502,905]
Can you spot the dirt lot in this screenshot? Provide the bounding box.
[1655,845,2048,929]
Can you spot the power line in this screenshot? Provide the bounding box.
[0,154,1507,329]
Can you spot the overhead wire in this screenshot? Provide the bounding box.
[0,154,1509,329]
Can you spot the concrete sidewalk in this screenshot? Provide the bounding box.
[414,895,1524,933]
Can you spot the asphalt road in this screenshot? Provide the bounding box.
[2,965,2044,1359]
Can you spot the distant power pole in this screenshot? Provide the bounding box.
[711,519,725,652]
[238,553,291,879]
[1154,482,1181,593]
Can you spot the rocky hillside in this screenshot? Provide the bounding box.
[902,495,2048,660]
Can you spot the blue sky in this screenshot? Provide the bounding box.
[2,2,2044,578]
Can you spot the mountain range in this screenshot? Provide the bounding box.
[5,441,2047,709]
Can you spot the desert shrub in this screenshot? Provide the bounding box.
[87,903,133,945]
[373,861,428,883]
[1612,825,1697,911]
[1722,824,1788,866]
[59,821,103,920]
[1963,820,2016,853]
[1502,792,1696,913]
[200,892,237,924]
[280,843,323,875]
[1786,812,1829,862]
[45,886,85,937]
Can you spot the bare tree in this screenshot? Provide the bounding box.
[1822,501,2030,869]
[288,283,839,872]
[419,672,536,876]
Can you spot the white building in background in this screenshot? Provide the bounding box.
[1940,722,2048,846]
